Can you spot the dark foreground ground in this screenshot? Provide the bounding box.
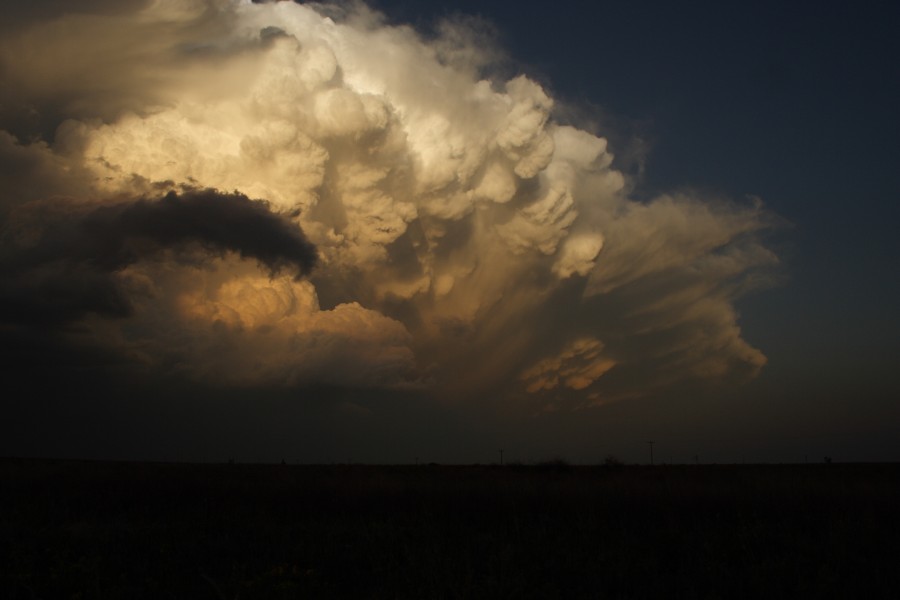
[2,459,900,599]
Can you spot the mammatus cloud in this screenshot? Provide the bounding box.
[0,0,779,406]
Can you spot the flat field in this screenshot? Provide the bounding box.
[2,459,899,598]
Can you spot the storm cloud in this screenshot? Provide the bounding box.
[0,0,779,406]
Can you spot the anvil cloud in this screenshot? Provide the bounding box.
[0,0,778,408]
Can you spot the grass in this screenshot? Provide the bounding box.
[2,459,900,598]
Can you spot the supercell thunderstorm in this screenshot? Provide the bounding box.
[0,0,778,409]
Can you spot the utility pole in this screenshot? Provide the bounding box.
[647,441,655,466]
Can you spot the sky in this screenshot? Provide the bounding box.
[1,0,897,464]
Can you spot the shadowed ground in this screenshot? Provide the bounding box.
[3,459,899,598]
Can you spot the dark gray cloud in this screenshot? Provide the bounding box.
[0,189,316,328]
[80,189,317,276]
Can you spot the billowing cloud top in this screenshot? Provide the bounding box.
[0,0,778,407]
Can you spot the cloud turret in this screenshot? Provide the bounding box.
[0,0,779,405]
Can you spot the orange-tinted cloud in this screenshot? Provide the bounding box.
[0,0,780,407]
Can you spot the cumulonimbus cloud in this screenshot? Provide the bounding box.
[0,0,780,406]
